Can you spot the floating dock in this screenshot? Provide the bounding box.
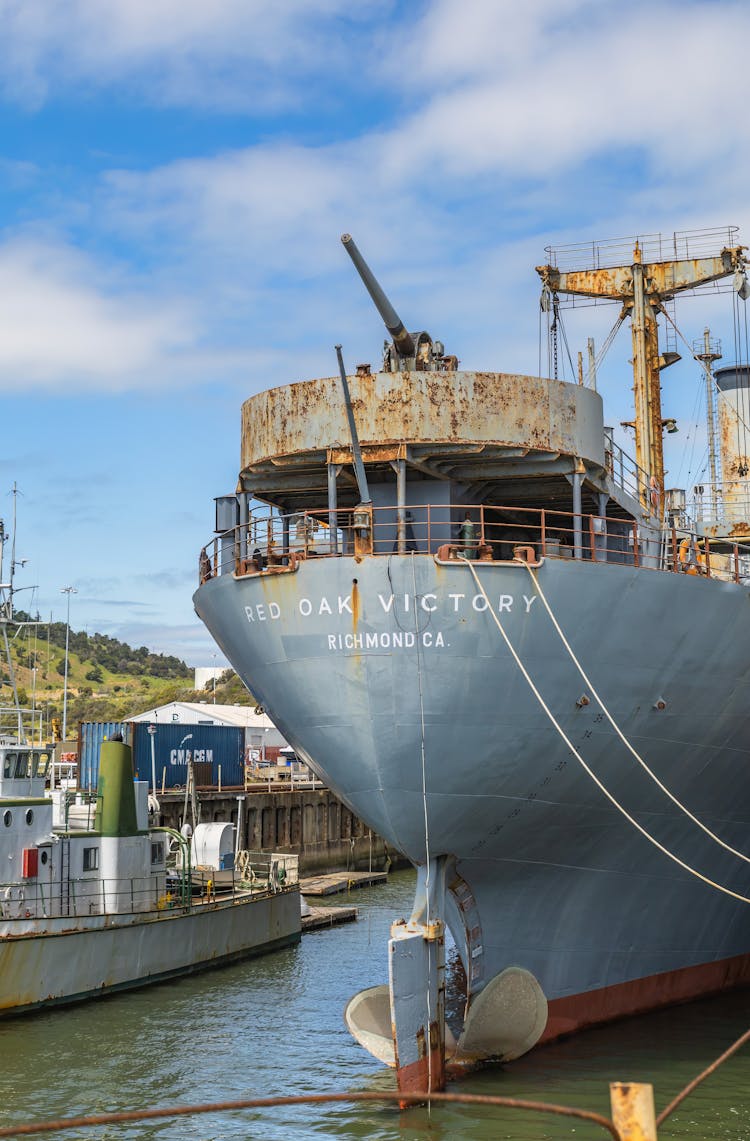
[302,904,358,932]
[299,870,387,896]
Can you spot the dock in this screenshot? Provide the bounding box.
[302,904,358,932]
[299,870,387,896]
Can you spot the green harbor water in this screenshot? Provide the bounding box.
[0,869,748,1140]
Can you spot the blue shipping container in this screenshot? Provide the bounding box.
[130,722,244,790]
[79,721,131,790]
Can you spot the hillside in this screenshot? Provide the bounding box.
[2,613,255,734]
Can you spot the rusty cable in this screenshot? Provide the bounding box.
[0,1089,621,1139]
[656,1025,750,1127]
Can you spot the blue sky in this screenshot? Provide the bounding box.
[1,0,749,666]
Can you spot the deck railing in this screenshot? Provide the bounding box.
[0,854,299,923]
[0,876,166,922]
[199,502,750,587]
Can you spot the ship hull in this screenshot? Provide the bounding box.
[0,888,300,1016]
[194,555,750,1027]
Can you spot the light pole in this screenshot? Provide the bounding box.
[60,586,77,741]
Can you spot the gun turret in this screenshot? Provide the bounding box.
[341,233,455,372]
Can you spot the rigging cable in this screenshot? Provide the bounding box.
[464,560,750,904]
[521,562,750,865]
[555,302,577,383]
[732,291,744,472]
[739,294,744,476]
[585,312,625,386]
[662,305,750,456]
[410,552,435,1096]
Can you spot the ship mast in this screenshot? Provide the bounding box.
[694,328,723,520]
[537,229,748,510]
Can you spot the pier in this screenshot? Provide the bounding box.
[301,904,358,931]
[154,786,402,875]
[300,870,387,896]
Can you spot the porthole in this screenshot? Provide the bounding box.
[40,851,49,865]
[25,809,34,825]
[3,810,12,827]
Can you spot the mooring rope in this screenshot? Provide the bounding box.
[465,560,750,905]
[523,563,750,865]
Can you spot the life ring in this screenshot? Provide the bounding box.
[678,537,694,570]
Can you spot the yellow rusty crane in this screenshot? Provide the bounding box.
[536,230,748,512]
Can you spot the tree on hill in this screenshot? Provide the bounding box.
[14,612,191,681]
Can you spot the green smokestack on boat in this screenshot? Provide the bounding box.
[94,738,138,836]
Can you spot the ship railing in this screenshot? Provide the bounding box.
[0,857,298,922]
[603,431,649,503]
[198,503,750,586]
[0,876,167,921]
[544,225,740,272]
[235,850,299,891]
[689,481,750,529]
[0,705,45,747]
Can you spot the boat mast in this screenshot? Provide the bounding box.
[694,328,723,520]
[0,491,22,742]
[537,229,748,512]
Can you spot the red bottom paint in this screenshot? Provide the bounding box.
[541,951,750,1044]
[396,1025,445,1099]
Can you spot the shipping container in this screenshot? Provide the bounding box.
[78,722,130,790]
[130,722,244,790]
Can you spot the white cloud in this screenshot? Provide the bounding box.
[0,0,385,109]
[0,237,196,389]
[4,0,749,402]
[383,0,750,179]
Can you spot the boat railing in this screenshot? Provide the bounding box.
[544,225,740,272]
[199,502,750,586]
[235,850,299,889]
[0,705,45,748]
[0,856,298,922]
[0,876,167,922]
[689,480,750,529]
[603,431,649,503]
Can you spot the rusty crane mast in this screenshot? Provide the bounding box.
[536,228,749,512]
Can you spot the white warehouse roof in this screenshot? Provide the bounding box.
[127,701,283,734]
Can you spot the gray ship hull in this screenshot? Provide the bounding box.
[194,553,750,1039]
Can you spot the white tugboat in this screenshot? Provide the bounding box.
[0,500,300,1017]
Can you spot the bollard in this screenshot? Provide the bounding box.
[610,1082,657,1140]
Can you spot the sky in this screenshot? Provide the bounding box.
[1,0,749,667]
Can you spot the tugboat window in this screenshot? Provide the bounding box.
[83,847,99,871]
[25,809,33,825]
[3,753,15,778]
[3,810,12,827]
[151,841,164,865]
[14,753,29,778]
[40,851,48,865]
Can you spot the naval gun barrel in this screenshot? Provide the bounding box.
[341,233,415,360]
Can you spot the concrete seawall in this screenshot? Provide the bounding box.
[155,786,405,874]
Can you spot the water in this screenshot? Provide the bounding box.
[0,869,748,1139]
